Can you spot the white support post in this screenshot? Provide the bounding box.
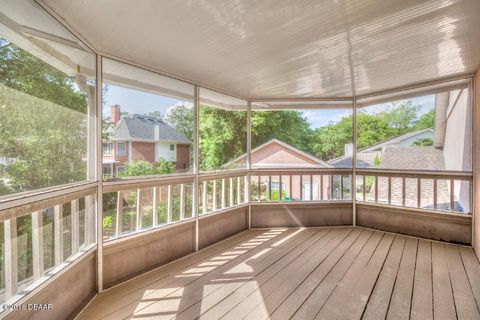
[71,200,80,254]
[212,180,217,211]
[352,98,357,226]
[167,185,172,223]
[193,85,200,251]
[95,54,104,293]
[54,204,63,266]
[247,101,252,227]
[152,187,158,226]
[32,211,44,281]
[115,192,123,237]
[136,189,142,231]
[221,179,226,209]
[4,218,18,300]
[180,184,185,220]
[229,178,234,207]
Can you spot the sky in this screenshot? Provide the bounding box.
[104,84,435,129]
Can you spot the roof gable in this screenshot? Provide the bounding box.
[111,114,191,144]
[227,139,331,168]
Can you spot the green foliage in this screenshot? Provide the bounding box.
[414,110,435,130]
[252,111,313,154]
[119,159,175,177]
[0,38,91,195]
[199,106,247,170]
[0,39,88,113]
[412,138,434,146]
[373,154,381,167]
[380,101,418,134]
[103,215,114,229]
[165,105,194,141]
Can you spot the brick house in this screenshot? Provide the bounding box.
[103,105,191,176]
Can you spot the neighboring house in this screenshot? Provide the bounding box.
[103,105,191,176]
[329,128,434,168]
[330,89,471,212]
[227,139,333,200]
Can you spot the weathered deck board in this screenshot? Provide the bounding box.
[77,227,480,320]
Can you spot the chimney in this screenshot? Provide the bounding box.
[110,104,121,124]
[344,143,353,157]
[154,125,160,141]
[433,92,449,149]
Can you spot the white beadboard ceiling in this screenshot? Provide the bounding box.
[43,0,480,99]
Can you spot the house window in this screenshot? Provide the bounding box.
[103,142,113,156]
[117,142,126,156]
[102,166,112,175]
[270,182,284,190]
[116,166,125,174]
[170,144,175,151]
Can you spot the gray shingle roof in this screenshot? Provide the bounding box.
[380,146,444,170]
[329,152,379,168]
[112,114,191,144]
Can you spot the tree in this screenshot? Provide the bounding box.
[415,110,435,130]
[0,38,91,195]
[165,105,194,141]
[412,138,434,146]
[252,111,314,154]
[380,101,418,135]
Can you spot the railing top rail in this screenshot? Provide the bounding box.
[356,169,472,180]
[198,169,248,181]
[251,167,353,175]
[103,173,195,192]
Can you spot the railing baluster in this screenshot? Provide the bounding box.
[4,218,18,300]
[84,195,95,245]
[71,199,80,254]
[340,175,344,200]
[202,181,207,213]
[32,211,44,281]
[320,175,324,200]
[54,205,63,266]
[387,176,391,205]
[116,191,123,237]
[212,180,217,211]
[289,175,293,200]
[330,175,333,200]
[221,179,226,208]
[167,185,173,223]
[244,176,248,203]
[374,176,378,203]
[152,187,158,226]
[180,184,185,219]
[450,178,455,211]
[136,189,142,232]
[310,175,313,201]
[402,177,406,206]
[279,175,283,201]
[362,175,366,201]
[300,175,303,200]
[237,177,241,205]
[229,178,234,207]
[268,175,272,201]
[417,178,421,208]
[433,178,438,209]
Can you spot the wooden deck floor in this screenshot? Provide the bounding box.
[79,227,480,320]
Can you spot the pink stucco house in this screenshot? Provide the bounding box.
[227,139,333,200]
